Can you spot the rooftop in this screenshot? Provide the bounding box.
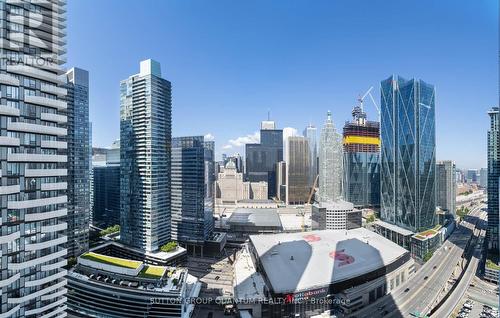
[373,220,414,236]
[80,252,142,270]
[250,228,409,294]
[228,208,282,228]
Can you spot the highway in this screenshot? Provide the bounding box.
[350,201,485,318]
[430,213,486,317]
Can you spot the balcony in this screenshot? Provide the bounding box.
[0,273,20,288]
[0,231,20,244]
[41,140,67,149]
[41,113,67,123]
[0,73,20,86]
[25,95,67,110]
[8,195,67,209]
[25,168,67,177]
[8,153,67,163]
[41,222,67,233]
[39,305,67,318]
[0,184,20,195]
[8,121,67,136]
[40,288,67,301]
[25,297,67,316]
[25,235,67,251]
[41,182,67,191]
[0,305,20,318]
[0,105,20,117]
[7,64,64,84]
[25,269,67,288]
[41,83,67,96]
[0,136,20,146]
[8,279,66,304]
[8,248,66,271]
[25,208,67,222]
[40,259,67,272]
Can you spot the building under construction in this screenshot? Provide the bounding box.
[343,102,381,207]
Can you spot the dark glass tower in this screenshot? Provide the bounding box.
[487,107,499,252]
[343,104,380,207]
[245,120,283,198]
[171,136,214,245]
[380,75,436,233]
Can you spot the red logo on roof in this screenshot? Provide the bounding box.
[329,249,355,266]
[303,234,321,242]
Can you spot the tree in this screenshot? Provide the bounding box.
[99,225,120,237]
[423,251,434,262]
[366,214,376,223]
[160,241,178,253]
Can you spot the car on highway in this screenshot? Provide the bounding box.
[424,276,428,280]
[404,288,410,293]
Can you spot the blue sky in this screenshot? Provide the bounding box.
[67,0,497,168]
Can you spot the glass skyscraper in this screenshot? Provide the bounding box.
[92,164,120,229]
[120,59,172,252]
[487,107,499,252]
[303,124,318,187]
[66,67,90,258]
[380,75,436,233]
[245,120,283,198]
[0,1,68,316]
[171,136,214,248]
[343,104,380,207]
[318,111,343,202]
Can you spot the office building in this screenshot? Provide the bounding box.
[286,136,310,204]
[479,167,488,188]
[92,165,120,228]
[303,124,318,187]
[120,59,171,252]
[436,160,457,216]
[343,103,380,207]
[466,169,479,184]
[204,140,216,212]
[215,160,267,212]
[66,67,91,258]
[245,120,283,198]
[234,228,415,317]
[276,160,287,202]
[318,111,343,202]
[171,136,214,253]
[487,107,500,252]
[0,1,68,316]
[67,250,200,318]
[312,200,362,230]
[380,75,437,233]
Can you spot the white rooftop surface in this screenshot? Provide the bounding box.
[250,228,409,294]
[373,220,414,236]
[278,212,312,231]
[234,246,266,301]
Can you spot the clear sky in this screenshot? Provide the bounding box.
[67,0,497,169]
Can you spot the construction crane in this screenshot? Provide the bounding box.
[307,174,319,205]
[358,86,380,121]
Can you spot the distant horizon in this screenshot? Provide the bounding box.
[69,0,498,169]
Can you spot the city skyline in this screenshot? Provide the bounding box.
[68,0,497,169]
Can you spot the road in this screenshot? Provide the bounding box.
[430,215,486,317]
[351,202,485,318]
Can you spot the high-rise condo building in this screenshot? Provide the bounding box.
[66,67,90,258]
[436,160,457,216]
[286,136,310,204]
[343,103,380,207]
[204,140,215,217]
[479,167,488,189]
[171,136,214,250]
[487,107,499,252]
[0,1,68,316]
[318,111,343,202]
[380,75,436,233]
[120,59,171,252]
[245,120,283,198]
[303,124,318,187]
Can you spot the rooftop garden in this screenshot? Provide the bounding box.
[80,252,142,269]
[160,241,178,253]
[100,225,120,237]
[486,259,500,271]
[138,265,166,279]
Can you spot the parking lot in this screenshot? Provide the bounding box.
[456,299,499,318]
